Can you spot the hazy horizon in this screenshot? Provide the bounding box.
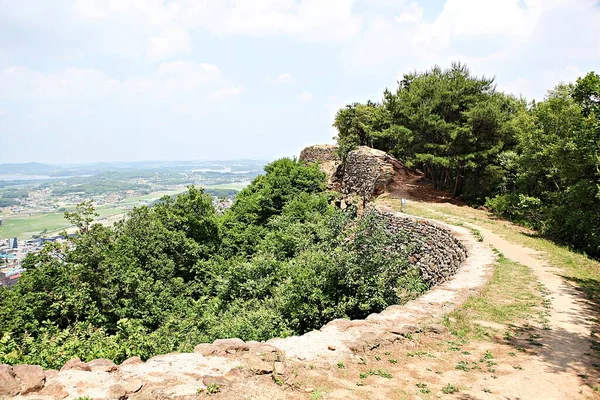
[1,0,599,164]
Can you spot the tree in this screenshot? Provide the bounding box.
[334,62,520,200]
[64,200,99,234]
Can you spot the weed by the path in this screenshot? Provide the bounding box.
[442,384,459,394]
[471,228,484,242]
[388,358,398,364]
[309,388,325,400]
[455,361,470,372]
[416,383,430,394]
[272,375,283,385]
[406,350,429,357]
[197,383,220,396]
[359,369,393,379]
[444,256,541,341]
[337,361,345,369]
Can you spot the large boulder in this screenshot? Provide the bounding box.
[299,144,408,200]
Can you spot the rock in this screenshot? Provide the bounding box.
[87,358,118,373]
[194,343,216,356]
[426,324,447,334]
[108,378,143,398]
[39,382,69,399]
[273,361,286,376]
[212,338,249,354]
[327,345,336,351]
[122,378,144,393]
[244,357,273,375]
[300,144,413,201]
[203,375,230,387]
[45,369,59,379]
[390,324,422,337]
[0,364,20,397]
[60,357,92,372]
[299,144,343,190]
[121,356,144,366]
[13,364,46,394]
[107,384,128,399]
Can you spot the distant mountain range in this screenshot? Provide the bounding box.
[0,160,269,178]
[0,162,63,176]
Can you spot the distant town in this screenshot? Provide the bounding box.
[0,159,266,287]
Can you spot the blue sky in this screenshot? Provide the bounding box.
[1,0,599,164]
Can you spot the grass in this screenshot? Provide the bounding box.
[441,383,459,394]
[204,181,251,191]
[0,206,124,239]
[116,190,185,206]
[445,255,541,340]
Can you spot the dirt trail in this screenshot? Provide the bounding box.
[415,204,600,399]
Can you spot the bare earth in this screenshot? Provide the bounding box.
[417,207,599,399]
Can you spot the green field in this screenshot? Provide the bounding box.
[0,207,124,240]
[0,183,251,240]
[116,190,186,206]
[204,181,251,190]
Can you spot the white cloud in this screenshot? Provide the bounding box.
[147,28,193,61]
[298,91,313,102]
[75,0,180,26]
[341,0,600,101]
[0,61,240,107]
[500,65,584,101]
[210,86,244,98]
[271,73,295,84]
[72,0,361,43]
[0,66,120,102]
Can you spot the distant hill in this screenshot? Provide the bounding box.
[0,162,63,176]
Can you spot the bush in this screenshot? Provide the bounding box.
[0,159,425,368]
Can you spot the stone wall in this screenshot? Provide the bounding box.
[0,213,478,400]
[379,211,468,287]
[299,144,410,200]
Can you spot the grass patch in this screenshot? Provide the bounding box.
[444,255,541,340]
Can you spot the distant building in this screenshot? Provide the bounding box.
[8,237,17,249]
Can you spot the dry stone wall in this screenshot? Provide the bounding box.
[0,210,484,400]
[379,211,468,287]
[299,144,410,200]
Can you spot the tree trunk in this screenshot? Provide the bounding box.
[452,163,464,197]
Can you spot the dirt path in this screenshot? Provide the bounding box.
[410,204,600,399]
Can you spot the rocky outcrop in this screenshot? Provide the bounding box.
[299,144,411,200]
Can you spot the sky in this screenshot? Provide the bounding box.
[0,0,599,164]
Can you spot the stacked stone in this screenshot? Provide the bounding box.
[299,144,406,201]
[379,211,468,287]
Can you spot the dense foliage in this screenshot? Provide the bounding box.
[0,159,425,368]
[335,64,600,257]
